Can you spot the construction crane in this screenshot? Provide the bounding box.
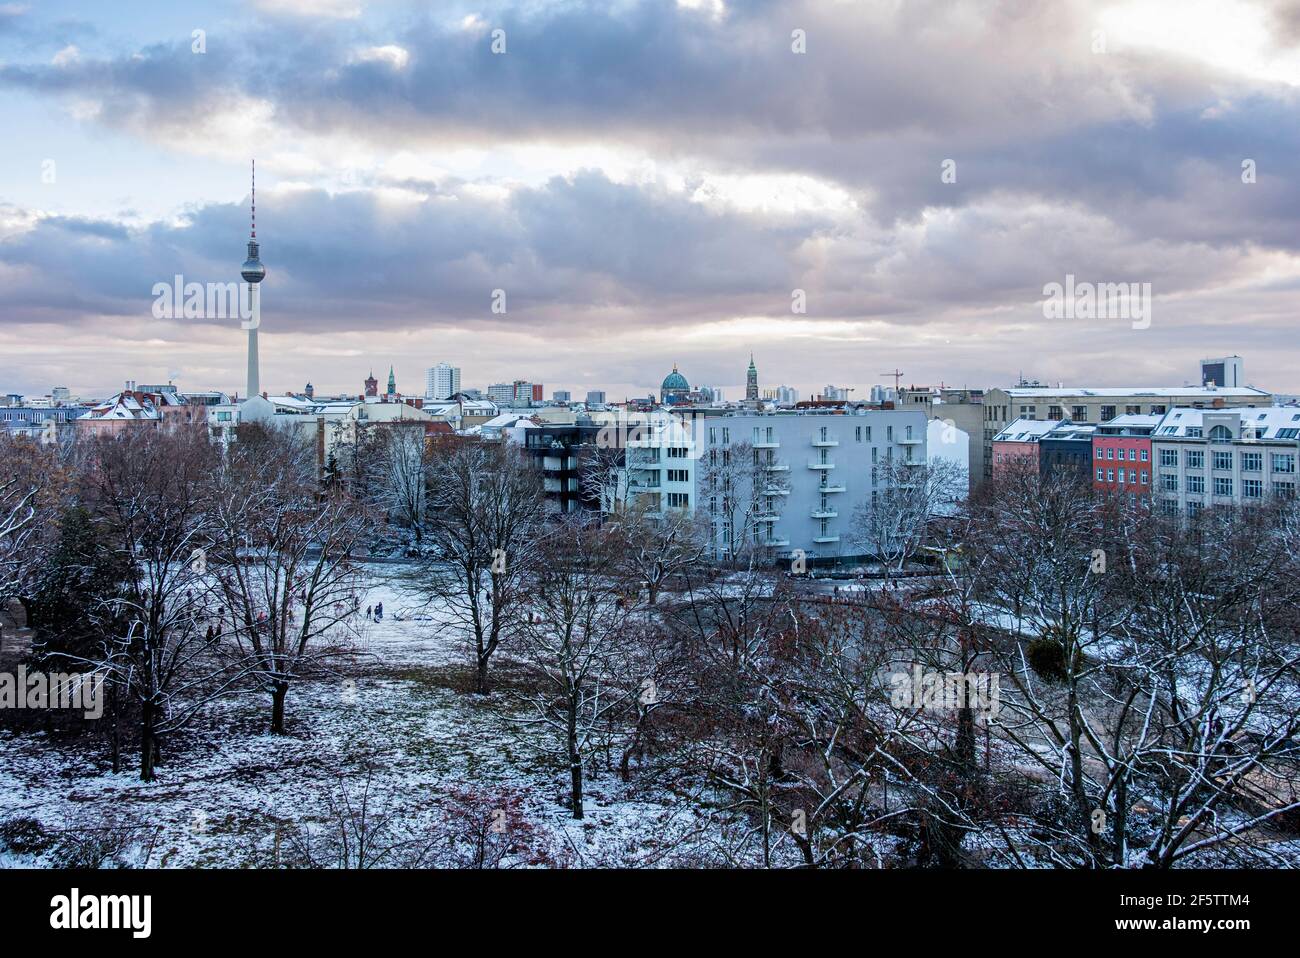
[880,369,904,392]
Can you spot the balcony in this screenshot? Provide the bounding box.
[763,486,791,496]
[628,478,660,490]
[766,463,790,472]
[899,437,923,445]
[811,438,839,447]
[763,537,790,548]
[753,439,780,449]
[818,483,846,493]
[755,513,780,524]
[813,535,840,544]
[808,461,835,470]
[811,508,838,519]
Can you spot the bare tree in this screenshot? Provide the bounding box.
[851,457,964,582]
[369,424,430,547]
[73,427,238,781]
[515,518,638,819]
[420,441,547,693]
[608,501,707,606]
[700,440,788,567]
[208,427,371,734]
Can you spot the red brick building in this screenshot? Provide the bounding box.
[1091,414,1161,499]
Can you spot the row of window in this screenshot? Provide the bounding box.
[1160,476,1295,498]
[1158,449,1295,472]
[1097,468,1149,485]
[1096,447,1149,462]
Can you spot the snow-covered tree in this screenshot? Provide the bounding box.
[208,427,371,734]
[419,441,547,693]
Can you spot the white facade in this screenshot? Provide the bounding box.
[425,363,461,400]
[695,409,928,561]
[1151,406,1299,517]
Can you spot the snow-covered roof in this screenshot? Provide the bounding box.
[1153,406,1300,441]
[993,418,1063,443]
[1002,385,1269,398]
[78,392,162,421]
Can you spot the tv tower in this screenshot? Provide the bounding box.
[240,160,266,399]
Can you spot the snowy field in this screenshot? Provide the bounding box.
[0,564,743,868]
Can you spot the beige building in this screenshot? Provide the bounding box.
[978,385,1272,484]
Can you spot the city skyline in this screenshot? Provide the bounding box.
[3,1,1299,397]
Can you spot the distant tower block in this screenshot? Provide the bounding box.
[241,160,267,398]
[1200,356,1244,388]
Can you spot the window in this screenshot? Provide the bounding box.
[1126,405,1141,415]
[667,447,688,459]
[1209,425,1233,442]
[1277,428,1299,440]
[1160,499,1178,516]
[1188,500,1202,516]
[1213,451,1233,471]
[1186,427,1202,438]
[1187,474,1204,494]
[1241,452,1262,472]
[887,426,893,441]
[1140,449,1149,462]
[1214,477,1233,497]
[1140,471,1148,485]
[1096,447,1104,459]
[1049,405,1063,420]
[1161,474,1177,491]
[217,411,232,422]
[1072,405,1088,421]
[1276,481,1296,499]
[1160,449,1177,467]
[1273,454,1295,473]
[1243,479,1263,499]
[1186,450,1204,469]
[1128,469,1137,483]
[864,427,871,441]
[666,493,689,508]
[1096,468,1104,481]
[708,427,716,445]
[1127,449,1136,461]
[1107,469,1115,482]
[667,469,689,482]
[855,426,861,442]
[1100,405,1117,421]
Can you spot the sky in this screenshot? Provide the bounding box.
[1,0,1299,402]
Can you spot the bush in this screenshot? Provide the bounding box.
[1027,636,1069,682]
[0,816,55,856]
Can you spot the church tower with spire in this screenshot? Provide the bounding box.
[365,370,378,398]
[386,366,397,398]
[745,353,759,402]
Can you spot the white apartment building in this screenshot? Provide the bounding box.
[425,363,461,400]
[1151,406,1300,517]
[695,409,928,562]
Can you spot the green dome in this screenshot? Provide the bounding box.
[661,365,689,391]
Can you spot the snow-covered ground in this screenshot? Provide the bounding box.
[0,565,736,868]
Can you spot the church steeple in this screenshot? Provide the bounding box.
[745,353,759,402]
[386,365,397,397]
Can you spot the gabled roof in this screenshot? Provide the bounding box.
[1153,406,1300,441]
[993,418,1063,443]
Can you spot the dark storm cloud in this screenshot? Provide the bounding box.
[0,171,817,329]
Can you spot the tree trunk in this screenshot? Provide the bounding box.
[139,700,156,782]
[270,682,289,734]
[475,653,491,695]
[568,703,584,819]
